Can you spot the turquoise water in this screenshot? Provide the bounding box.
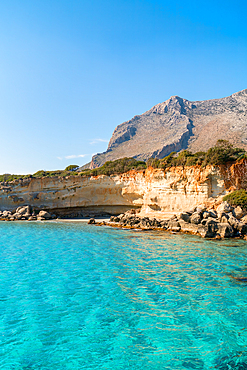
[0,223,247,369]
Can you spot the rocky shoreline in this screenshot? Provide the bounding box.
[93,202,247,240]
[2,202,247,240]
[0,206,56,221]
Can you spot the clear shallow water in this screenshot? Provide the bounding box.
[0,223,247,369]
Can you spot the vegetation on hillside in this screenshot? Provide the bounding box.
[223,189,247,210]
[0,140,246,183]
[81,157,147,176]
[0,174,31,183]
[147,140,246,169]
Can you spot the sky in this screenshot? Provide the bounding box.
[0,0,247,174]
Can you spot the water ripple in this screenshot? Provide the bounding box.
[0,222,247,369]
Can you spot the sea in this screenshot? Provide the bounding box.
[0,221,247,370]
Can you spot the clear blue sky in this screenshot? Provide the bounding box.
[1,0,247,174]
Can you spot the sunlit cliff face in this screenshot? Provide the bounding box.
[0,160,246,215]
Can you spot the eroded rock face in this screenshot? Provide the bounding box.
[0,166,226,215]
[0,161,247,228]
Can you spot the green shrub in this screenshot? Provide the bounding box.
[158,152,176,168]
[185,151,206,166]
[93,157,147,176]
[223,189,247,209]
[33,170,47,178]
[146,141,246,170]
[146,157,160,168]
[0,174,24,182]
[202,140,245,166]
[65,165,79,171]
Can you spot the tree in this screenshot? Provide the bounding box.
[65,165,79,171]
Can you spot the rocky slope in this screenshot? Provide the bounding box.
[91,89,247,168]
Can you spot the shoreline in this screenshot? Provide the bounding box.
[1,204,247,241]
[1,217,247,241]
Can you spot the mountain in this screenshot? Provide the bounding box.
[90,89,247,168]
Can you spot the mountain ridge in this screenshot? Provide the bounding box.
[90,89,247,168]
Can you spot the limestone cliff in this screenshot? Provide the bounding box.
[91,89,247,168]
[1,161,246,217]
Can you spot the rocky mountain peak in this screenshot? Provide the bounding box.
[146,95,193,116]
[90,89,247,169]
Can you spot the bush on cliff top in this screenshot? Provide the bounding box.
[0,174,30,182]
[81,157,147,176]
[32,169,80,178]
[223,189,247,210]
[146,140,246,170]
[203,140,245,165]
[65,165,79,171]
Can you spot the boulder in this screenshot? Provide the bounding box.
[220,213,229,224]
[132,218,141,227]
[241,215,247,224]
[216,202,232,217]
[207,209,217,218]
[233,206,245,220]
[198,225,215,238]
[202,211,211,219]
[28,216,36,221]
[196,205,206,214]
[198,219,218,238]
[217,223,234,238]
[179,212,191,223]
[140,218,152,229]
[2,210,11,217]
[228,216,247,235]
[228,215,239,229]
[37,216,45,221]
[16,205,32,216]
[237,223,247,236]
[179,220,199,234]
[167,220,181,232]
[13,213,22,220]
[159,220,168,229]
[150,218,161,228]
[38,210,52,219]
[190,212,201,225]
